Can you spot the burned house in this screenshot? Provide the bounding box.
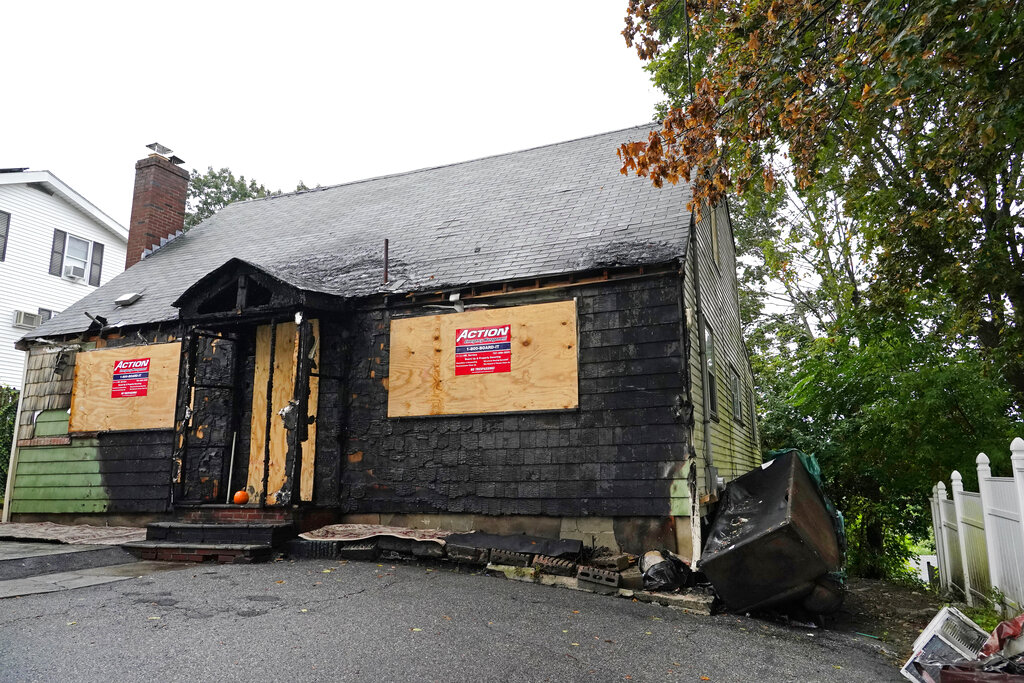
[2,127,760,557]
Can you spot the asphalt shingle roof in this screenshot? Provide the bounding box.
[24,125,692,341]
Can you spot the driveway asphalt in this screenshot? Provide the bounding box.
[0,556,901,682]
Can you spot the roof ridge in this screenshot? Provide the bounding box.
[239,122,660,206]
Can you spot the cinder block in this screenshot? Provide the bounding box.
[338,541,379,561]
[592,554,630,572]
[620,567,644,591]
[411,542,444,559]
[532,555,577,577]
[490,549,532,567]
[446,544,490,565]
[577,565,620,595]
[378,536,414,555]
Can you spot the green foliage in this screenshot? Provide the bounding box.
[624,0,1024,405]
[0,386,18,499]
[625,0,1024,580]
[962,602,1003,633]
[185,169,316,230]
[185,167,274,230]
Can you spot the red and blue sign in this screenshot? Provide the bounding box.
[455,325,511,376]
[111,357,151,398]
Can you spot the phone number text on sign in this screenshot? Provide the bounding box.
[455,325,511,376]
[111,357,151,398]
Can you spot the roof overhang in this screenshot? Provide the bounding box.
[0,170,127,242]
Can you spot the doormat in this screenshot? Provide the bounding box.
[299,524,452,545]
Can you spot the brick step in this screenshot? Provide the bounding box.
[122,541,273,564]
[177,505,298,525]
[145,522,295,546]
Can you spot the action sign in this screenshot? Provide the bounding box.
[111,358,151,398]
[455,325,511,376]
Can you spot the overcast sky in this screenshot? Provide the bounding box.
[2,1,662,227]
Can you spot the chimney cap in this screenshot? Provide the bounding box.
[146,142,173,155]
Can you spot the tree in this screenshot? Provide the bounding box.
[0,386,18,499]
[620,0,1024,404]
[185,167,274,230]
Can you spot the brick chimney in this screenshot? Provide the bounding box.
[125,152,189,268]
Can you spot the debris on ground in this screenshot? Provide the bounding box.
[287,526,713,612]
[901,607,1024,682]
[640,549,693,592]
[697,449,846,615]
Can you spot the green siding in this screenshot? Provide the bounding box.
[10,432,108,514]
[34,409,70,437]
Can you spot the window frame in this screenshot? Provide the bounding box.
[49,229,104,286]
[748,386,757,441]
[0,210,9,261]
[701,320,719,420]
[730,366,743,425]
[64,234,91,275]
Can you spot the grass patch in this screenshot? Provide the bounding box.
[961,604,1002,633]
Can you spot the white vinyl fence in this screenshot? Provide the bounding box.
[930,437,1024,611]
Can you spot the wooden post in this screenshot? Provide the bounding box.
[952,470,974,605]
[1012,437,1024,600]
[976,452,1001,607]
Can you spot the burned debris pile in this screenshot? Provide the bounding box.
[287,524,713,612]
[902,608,1024,682]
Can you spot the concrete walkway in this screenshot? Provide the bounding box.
[0,522,185,599]
[0,560,189,599]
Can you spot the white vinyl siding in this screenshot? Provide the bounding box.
[0,183,126,388]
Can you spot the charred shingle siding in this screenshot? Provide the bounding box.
[340,274,689,517]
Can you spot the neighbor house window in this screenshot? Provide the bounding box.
[48,229,104,286]
[38,308,58,322]
[731,367,743,424]
[703,323,718,418]
[0,210,10,261]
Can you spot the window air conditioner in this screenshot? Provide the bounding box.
[63,264,86,279]
[13,310,43,329]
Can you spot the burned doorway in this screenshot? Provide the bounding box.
[171,259,333,508]
[174,317,320,507]
[245,318,320,505]
[175,329,243,504]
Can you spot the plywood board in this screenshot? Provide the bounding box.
[387,300,578,417]
[246,324,273,498]
[300,319,320,502]
[69,343,181,432]
[265,322,298,503]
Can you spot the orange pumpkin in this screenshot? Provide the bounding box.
[233,490,250,505]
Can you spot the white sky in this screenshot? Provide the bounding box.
[2,1,662,227]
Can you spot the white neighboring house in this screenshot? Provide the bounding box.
[0,169,128,389]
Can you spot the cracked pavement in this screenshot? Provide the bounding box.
[0,558,902,682]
